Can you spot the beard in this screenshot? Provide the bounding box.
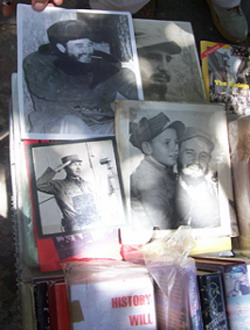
[181,164,207,186]
[142,72,170,100]
[143,82,168,100]
[182,164,205,178]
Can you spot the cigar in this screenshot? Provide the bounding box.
[90,55,102,59]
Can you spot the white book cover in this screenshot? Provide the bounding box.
[17,4,143,140]
[69,275,157,329]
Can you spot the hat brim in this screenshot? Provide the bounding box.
[138,41,182,55]
[167,121,185,138]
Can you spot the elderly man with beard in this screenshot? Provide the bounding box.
[23,19,139,135]
[175,127,221,228]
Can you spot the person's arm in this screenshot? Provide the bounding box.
[116,68,139,100]
[36,161,70,193]
[36,167,58,194]
[23,52,87,102]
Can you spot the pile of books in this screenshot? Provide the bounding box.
[10,4,250,329]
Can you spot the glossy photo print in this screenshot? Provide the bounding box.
[17,4,143,140]
[28,137,126,238]
[115,100,237,238]
[134,19,206,103]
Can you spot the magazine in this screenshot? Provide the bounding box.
[200,41,250,119]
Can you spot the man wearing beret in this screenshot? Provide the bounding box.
[23,19,139,135]
[36,154,99,233]
[175,127,220,228]
[129,112,185,229]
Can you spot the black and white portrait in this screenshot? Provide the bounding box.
[115,100,236,237]
[17,4,142,140]
[28,138,126,237]
[134,19,206,103]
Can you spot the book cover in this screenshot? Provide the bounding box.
[48,281,70,330]
[197,270,229,329]
[33,281,50,330]
[115,99,237,242]
[152,264,203,330]
[67,264,157,329]
[194,257,250,329]
[17,4,143,140]
[133,19,206,103]
[20,282,38,330]
[200,41,250,119]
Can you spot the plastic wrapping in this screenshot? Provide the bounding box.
[63,260,157,329]
[142,227,203,330]
[228,119,250,252]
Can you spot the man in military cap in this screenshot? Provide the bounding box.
[175,127,220,228]
[129,112,185,229]
[134,20,182,101]
[23,19,139,135]
[36,154,99,233]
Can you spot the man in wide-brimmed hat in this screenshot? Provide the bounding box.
[23,19,139,135]
[129,112,185,230]
[36,154,99,233]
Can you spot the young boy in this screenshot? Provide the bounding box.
[129,112,185,230]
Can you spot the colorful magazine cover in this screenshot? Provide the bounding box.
[200,41,250,119]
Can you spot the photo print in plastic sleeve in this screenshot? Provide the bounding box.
[27,137,126,238]
[115,100,237,242]
[17,4,143,140]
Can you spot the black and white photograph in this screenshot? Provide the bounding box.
[28,137,126,238]
[17,4,143,140]
[133,19,207,103]
[115,100,236,238]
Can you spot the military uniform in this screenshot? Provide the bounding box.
[175,174,220,228]
[131,156,178,230]
[36,167,99,232]
[24,46,139,135]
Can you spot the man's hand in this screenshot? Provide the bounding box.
[31,0,63,12]
[1,0,63,17]
[54,160,71,173]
